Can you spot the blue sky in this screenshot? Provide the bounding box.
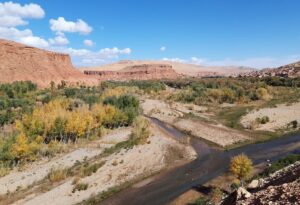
[1,0,300,68]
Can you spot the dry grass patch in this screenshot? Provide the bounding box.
[72,181,89,193]
[48,167,68,183]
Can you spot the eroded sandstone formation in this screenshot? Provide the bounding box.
[0,39,98,87]
[84,64,180,80]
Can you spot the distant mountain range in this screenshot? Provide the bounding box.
[80,60,255,78]
[0,39,298,88]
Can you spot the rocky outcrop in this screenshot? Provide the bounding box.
[240,61,300,78]
[0,39,98,87]
[233,162,300,205]
[84,64,180,80]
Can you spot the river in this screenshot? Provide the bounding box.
[100,117,300,205]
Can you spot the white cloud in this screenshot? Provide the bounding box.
[190,57,206,65]
[0,2,131,65]
[0,26,32,39]
[160,46,166,51]
[0,26,49,48]
[19,36,49,48]
[0,2,45,18]
[200,57,300,69]
[0,16,27,27]
[0,2,48,48]
[99,47,131,58]
[0,2,44,27]
[49,17,92,35]
[49,33,69,46]
[163,56,300,69]
[51,47,132,66]
[162,57,186,63]
[83,39,94,47]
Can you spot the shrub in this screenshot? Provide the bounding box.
[192,197,210,205]
[261,154,300,177]
[79,162,105,177]
[72,182,89,193]
[256,116,270,124]
[256,87,271,100]
[48,167,68,182]
[130,117,150,145]
[0,165,10,177]
[64,88,77,98]
[289,120,298,129]
[210,187,223,204]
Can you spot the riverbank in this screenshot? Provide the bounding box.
[2,119,196,205]
[99,120,300,205]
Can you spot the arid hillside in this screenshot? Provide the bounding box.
[241,60,300,78]
[84,63,180,80]
[80,60,255,77]
[0,39,98,87]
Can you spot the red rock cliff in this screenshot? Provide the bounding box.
[84,64,180,80]
[0,39,97,87]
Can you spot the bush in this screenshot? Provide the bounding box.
[192,197,210,205]
[256,116,270,124]
[0,165,10,177]
[261,154,300,177]
[79,162,105,177]
[210,187,222,204]
[130,117,150,145]
[256,87,271,100]
[72,182,89,193]
[64,88,77,98]
[101,80,166,93]
[48,167,68,182]
[289,120,298,129]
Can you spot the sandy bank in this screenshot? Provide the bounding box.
[13,123,196,205]
[241,102,300,131]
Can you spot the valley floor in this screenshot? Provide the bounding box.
[1,121,196,205]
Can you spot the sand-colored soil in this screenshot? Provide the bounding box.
[142,99,182,123]
[171,102,208,117]
[174,119,249,147]
[14,124,196,205]
[141,99,209,123]
[0,128,131,195]
[170,189,203,205]
[241,102,300,131]
[142,99,248,147]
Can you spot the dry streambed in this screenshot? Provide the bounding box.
[10,123,196,205]
[142,99,249,147]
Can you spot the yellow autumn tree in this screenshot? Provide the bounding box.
[91,104,106,125]
[230,154,253,186]
[11,133,30,162]
[100,87,128,100]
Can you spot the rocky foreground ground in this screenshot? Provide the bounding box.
[235,161,300,205]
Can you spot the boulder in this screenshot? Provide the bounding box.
[237,187,251,199]
[247,179,259,189]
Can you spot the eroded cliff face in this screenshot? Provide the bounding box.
[83,64,180,80]
[0,39,97,87]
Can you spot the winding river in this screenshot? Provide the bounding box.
[100,118,300,205]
